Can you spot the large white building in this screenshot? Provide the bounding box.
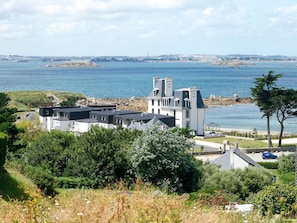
[147,77,206,135]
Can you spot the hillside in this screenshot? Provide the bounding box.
[0,168,256,223]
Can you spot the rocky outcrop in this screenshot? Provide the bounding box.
[46,61,98,68]
[76,96,253,112]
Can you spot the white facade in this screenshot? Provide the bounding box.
[147,77,206,135]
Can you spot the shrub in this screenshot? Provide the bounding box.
[23,165,56,196]
[278,153,296,173]
[252,183,297,218]
[258,161,279,169]
[129,125,202,194]
[0,133,7,170]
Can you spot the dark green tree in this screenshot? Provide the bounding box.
[0,93,19,152]
[273,88,297,147]
[22,130,76,177]
[251,71,283,147]
[129,125,202,194]
[0,133,7,170]
[67,126,140,187]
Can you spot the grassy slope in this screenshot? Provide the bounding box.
[0,168,36,201]
[6,90,85,111]
[0,169,252,223]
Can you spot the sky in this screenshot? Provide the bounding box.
[1,0,297,56]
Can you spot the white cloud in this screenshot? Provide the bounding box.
[0,0,297,56]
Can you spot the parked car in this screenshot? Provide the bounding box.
[262,151,278,159]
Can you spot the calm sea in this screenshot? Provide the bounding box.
[0,61,296,133]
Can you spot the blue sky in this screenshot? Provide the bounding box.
[1,0,297,56]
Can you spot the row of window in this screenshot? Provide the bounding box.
[151,99,191,107]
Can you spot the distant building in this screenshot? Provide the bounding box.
[39,105,175,134]
[147,77,205,135]
[39,77,203,134]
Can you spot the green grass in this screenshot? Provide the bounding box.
[6,91,85,111]
[200,137,278,148]
[0,168,36,201]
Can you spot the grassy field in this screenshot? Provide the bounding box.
[6,91,85,111]
[0,168,261,223]
[199,136,281,148]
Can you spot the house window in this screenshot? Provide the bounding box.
[174,98,180,106]
[186,110,189,118]
[186,121,190,128]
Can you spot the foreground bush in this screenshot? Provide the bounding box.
[252,183,297,218]
[130,125,202,194]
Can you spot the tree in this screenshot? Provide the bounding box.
[0,133,7,170]
[0,93,19,152]
[22,130,76,177]
[129,125,202,194]
[67,127,140,187]
[273,88,297,147]
[251,71,283,147]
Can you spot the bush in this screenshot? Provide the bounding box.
[278,153,296,173]
[258,161,279,169]
[0,133,7,170]
[23,165,56,196]
[129,125,202,194]
[252,183,297,218]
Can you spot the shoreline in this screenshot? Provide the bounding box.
[78,96,254,112]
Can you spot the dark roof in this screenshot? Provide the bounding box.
[53,107,102,113]
[90,110,140,116]
[115,113,170,121]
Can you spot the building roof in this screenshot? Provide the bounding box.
[128,116,168,131]
[53,107,102,113]
[90,110,139,116]
[211,148,261,170]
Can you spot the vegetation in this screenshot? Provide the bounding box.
[130,125,202,193]
[1,88,297,221]
[199,163,273,201]
[1,180,256,223]
[251,183,297,218]
[6,91,85,110]
[199,136,278,148]
[251,71,283,147]
[274,88,297,146]
[251,71,297,147]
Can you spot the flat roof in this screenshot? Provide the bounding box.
[90,110,140,116]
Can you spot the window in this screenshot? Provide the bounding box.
[186,110,189,118]
[186,121,190,128]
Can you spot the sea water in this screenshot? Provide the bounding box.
[0,61,296,133]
